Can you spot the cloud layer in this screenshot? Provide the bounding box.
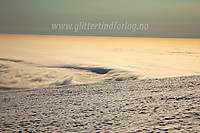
[0,58,138,89]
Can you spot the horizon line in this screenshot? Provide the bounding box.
[0,33,200,39]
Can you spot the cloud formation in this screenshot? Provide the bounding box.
[0,59,138,89]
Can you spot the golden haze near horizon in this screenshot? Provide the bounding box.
[0,34,200,89]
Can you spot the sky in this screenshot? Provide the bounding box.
[0,0,200,38]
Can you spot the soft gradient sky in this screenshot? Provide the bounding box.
[0,0,200,38]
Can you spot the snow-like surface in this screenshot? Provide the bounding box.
[1,75,200,132]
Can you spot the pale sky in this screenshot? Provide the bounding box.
[0,0,200,38]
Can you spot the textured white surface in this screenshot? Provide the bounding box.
[1,75,200,132]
